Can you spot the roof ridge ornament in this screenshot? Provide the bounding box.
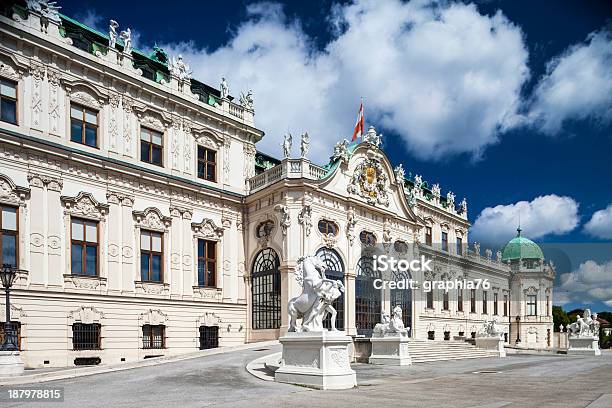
[362,125,382,147]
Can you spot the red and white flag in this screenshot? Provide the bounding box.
[351,101,364,142]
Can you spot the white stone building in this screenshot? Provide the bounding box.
[0,2,554,368]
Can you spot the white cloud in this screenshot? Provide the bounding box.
[161,0,530,161]
[470,194,579,244]
[558,260,612,306]
[584,204,612,239]
[528,29,612,134]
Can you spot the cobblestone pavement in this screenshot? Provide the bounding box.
[1,346,611,408]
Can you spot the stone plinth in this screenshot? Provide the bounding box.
[275,331,356,390]
[567,336,601,356]
[0,351,25,376]
[475,336,506,357]
[369,335,412,366]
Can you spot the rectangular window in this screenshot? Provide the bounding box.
[458,289,463,312]
[71,218,98,276]
[546,295,550,316]
[470,289,476,313]
[456,237,463,255]
[197,145,216,182]
[425,226,432,246]
[527,295,537,316]
[504,294,508,316]
[197,239,216,287]
[140,127,163,166]
[441,231,448,251]
[0,79,17,124]
[70,104,98,147]
[142,325,165,349]
[494,293,499,315]
[199,326,219,350]
[0,205,18,267]
[483,291,488,314]
[443,291,449,310]
[426,289,433,309]
[140,230,163,282]
[72,323,101,350]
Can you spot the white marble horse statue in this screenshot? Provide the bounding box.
[288,255,345,332]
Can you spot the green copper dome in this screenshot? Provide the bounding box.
[501,228,544,262]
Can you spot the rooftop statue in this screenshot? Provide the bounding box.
[288,256,345,332]
[373,306,409,337]
[120,28,132,54]
[108,20,119,48]
[239,89,254,111]
[300,132,310,159]
[282,132,292,159]
[362,125,382,147]
[27,0,61,23]
[220,77,229,99]
[331,139,350,163]
[394,164,405,185]
[170,55,192,81]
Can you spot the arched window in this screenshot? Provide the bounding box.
[315,247,344,330]
[317,219,339,236]
[394,240,408,254]
[251,248,281,330]
[355,256,381,336]
[359,231,377,247]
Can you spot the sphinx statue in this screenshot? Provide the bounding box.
[373,305,410,337]
[288,255,345,332]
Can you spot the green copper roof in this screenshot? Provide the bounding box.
[501,228,544,262]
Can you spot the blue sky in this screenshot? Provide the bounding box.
[58,0,612,311]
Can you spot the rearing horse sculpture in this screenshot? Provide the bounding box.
[288,255,345,332]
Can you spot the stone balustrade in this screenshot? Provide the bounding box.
[247,158,327,193]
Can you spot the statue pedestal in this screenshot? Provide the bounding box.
[567,336,601,356]
[369,335,412,366]
[475,336,506,357]
[0,351,25,376]
[275,331,356,390]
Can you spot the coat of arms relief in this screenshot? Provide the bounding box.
[347,157,390,206]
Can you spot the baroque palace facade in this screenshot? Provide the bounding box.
[0,1,554,368]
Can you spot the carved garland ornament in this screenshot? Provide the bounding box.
[191,218,224,240]
[133,207,172,231]
[61,192,109,218]
[0,174,30,205]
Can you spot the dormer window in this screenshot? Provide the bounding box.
[140,127,163,167]
[70,103,98,147]
[317,219,338,236]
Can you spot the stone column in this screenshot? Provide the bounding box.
[222,215,235,302]
[169,206,184,299]
[182,209,193,299]
[236,219,246,303]
[106,192,123,293]
[26,174,45,286]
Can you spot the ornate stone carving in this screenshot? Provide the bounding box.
[136,281,169,295]
[120,27,132,54]
[255,220,274,247]
[373,306,410,337]
[30,64,45,127]
[123,97,133,155]
[568,309,600,337]
[431,183,441,199]
[198,311,222,327]
[61,192,109,218]
[274,204,291,235]
[27,173,62,191]
[477,317,504,338]
[64,275,107,290]
[394,164,405,185]
[300,132,310,159]
[243,143,256,179]
[48,69,61,133]
[70,90,101,110]
[133,207,172,230]
[347,157,389,206]
[139,309,168,326]
[282,133,292,159]
[346,207,356,246]
[139,112,165,132]
[297,194,313,237]
[362,126,382,147]
[446,191,455,209]
[223,136,231,183]
[195,132,222,150]
[0,174,30,205]
[68,306,104,324]
[239,89,254,111]
[191,218,224,239]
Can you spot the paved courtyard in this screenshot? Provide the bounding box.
[1,347,611,408]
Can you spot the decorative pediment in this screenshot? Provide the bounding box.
[194,130,223,149]
[191,218,224,239]
[68,306,104,324]
[0,304,26,322]
[61,192,109,219]
[137,110,167,132]
[133,207,172,231]
[0,58,20,81]
[0,173,30,205]
[198,311,222,327]
[524,286,538,295]
[139,309,168,326]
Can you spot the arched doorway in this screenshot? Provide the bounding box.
[355,256,381,336]
[390,269,412,336]
[251,248,281,330]
[315,247,345,330]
